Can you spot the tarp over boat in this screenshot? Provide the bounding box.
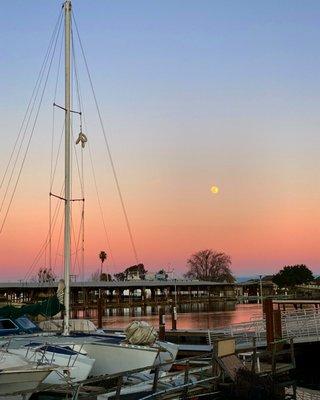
[0,296,63,319]
[0,279,65,319]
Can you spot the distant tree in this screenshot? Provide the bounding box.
[124,264,147,280]
[99,251,108,279]
[113,264,147,281]
[91,269,100,282]
[185,249,234,283]
[91,269,112,282]
[273,265,314,288]
[38,267,56,283]
[100,272,112,281]
[114,272,126,281]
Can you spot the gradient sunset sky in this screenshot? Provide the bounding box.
[1,1,320,280]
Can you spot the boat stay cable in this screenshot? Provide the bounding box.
[0,10,63,198]
[72,12,140,265]
[0,10,63,235]
[24,184,64,281]
[71,29,116,269]
[49,16,64,271]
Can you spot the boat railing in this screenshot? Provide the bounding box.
[0,337,12,352]
[23,341,84,368]
[66,352,218,400]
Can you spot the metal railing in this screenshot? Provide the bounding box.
[281,308,320,343]
[206,307,320,347]
[207,318,266,347]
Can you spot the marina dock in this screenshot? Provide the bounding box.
[0,280,237,318]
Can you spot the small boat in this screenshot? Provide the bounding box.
[39,319,178,373]
[0,350,52,396]
[10,342,95,385]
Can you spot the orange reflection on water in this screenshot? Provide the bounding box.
[101,304,262,330]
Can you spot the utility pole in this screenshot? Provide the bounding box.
[259,274,263,305]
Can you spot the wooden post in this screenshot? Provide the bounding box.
[97,289,103,329]
[264,298,274,349]
[115,375,123,400]
[152,365,160,393]
[183,360,189,399]
[171,305,177,330]
[251,337,257,373]
[290,338,296,368]
[271,342,277,375]
[159,307,166,340]
[273,309,282,341]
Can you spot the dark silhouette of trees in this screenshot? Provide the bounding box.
[273,264,314,288]
[114,272,126,281]
[100,272,112,281]
[185,249,234,283]
[38,267,56,283]
[91,269,112,282]
[114,264,147,281]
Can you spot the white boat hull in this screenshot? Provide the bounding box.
[155,341,179,371]
[0,367,51,395]
[0,351,51,395]
[83,342,159,376]
[11,347,95,385]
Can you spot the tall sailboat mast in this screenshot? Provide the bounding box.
[63,0,72,336]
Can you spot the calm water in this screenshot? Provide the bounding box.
[100,304,263,330]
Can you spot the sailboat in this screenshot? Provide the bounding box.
[0,0,176,378]
[0,349,52,397]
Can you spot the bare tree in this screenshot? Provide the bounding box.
[91,269,112,282]
[37,267,56,283]
[185,249,234,283]
[91,269,101,282]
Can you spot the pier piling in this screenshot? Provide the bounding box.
[159,307,166,340]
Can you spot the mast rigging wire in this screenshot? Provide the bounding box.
[0,10,63,196]
[24,184,64,281]
[0,11,64,235]
[49,17,64,270]
[72,12,139,264]
[71,28,115,270]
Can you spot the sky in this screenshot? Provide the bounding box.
[1,1,320,280]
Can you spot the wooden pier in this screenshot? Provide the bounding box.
[0,280,237,318]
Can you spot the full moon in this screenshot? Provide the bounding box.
[211,186,219,194]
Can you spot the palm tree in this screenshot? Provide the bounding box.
[99,251,107,280]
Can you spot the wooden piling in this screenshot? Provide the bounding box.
[159,307,166,340]
[264,298,274,349]
[183,360,190,399]
[171,306,177,330]
[273,309,282,341]
[97,290,103,329]
[152,365,160,393]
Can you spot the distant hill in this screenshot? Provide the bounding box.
[236,276,254,283]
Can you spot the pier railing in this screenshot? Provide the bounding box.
[207,307,320,347]
[281,308,320,343]
[207,318,266,348]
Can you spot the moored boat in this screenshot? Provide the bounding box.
[0,350,52,396]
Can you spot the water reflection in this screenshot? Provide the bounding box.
[102,304,262,330]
